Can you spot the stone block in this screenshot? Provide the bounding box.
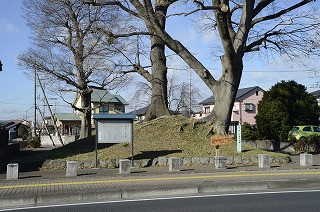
[258,154,270,168]
[169,157,180,172]
[300,154,313,167]
[214,156,227,169]
[119,159,131,174]
[6,163,19,180]
[66,161,78,177]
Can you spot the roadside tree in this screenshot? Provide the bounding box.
[255,80,320,141]
[19,0,130,138]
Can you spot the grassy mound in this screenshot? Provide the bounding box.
[56,115,286,161]
[8,116,288,166]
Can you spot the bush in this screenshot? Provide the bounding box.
[28,137,41,148]
[241,123,257,140]
[18,126,29,140]
[292,135,320,152]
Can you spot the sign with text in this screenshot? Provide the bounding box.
[210,135,234,146]
[97,119,132,143]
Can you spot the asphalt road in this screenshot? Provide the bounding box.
[4,189,320,212]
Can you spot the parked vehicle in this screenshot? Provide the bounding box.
[288,125,320,141]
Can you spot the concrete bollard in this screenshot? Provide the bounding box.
[119,159,131,174]
[214,156,227,169]
[66,161,78,177]
[6,163,19,180]
[300,153,313,167]
[169,157,180,172]
[258,154,270,168]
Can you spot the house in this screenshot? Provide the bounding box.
[196,86,265,133]
[0,120,30,142]
[310,90,320,105]
[58,89,128,135]
[129,106,149,122]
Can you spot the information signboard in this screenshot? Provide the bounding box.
[97,119,132,143]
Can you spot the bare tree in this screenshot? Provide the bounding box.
[130,74,203,116]
[19,0,130,138]
[86,0,320,134]
[86,0,173,121]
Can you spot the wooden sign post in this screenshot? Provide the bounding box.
[211,135,234,156]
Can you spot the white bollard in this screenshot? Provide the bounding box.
[169,157,180,172]
[214,156,227,169]
[66,161,78,177]
[300,154,313,167]
[258,154,270,168]
[119,159,131,174]
[6,163,19,180]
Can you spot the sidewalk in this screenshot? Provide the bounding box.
[1,155,320,209]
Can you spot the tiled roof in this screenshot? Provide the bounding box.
[199,86,264,105]
[55,113,81,121]
[91,89,128,105]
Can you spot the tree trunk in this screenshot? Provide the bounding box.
[200,55,242,135]
[144,4,170,120]
[79,90,92,139]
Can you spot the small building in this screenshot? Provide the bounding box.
[195,86,265,133]
[129,106,149,122]
[52,89,128,136]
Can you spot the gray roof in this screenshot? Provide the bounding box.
[310,90,320,97]
[199,86,264,105]
[55,113,81,121]
[91,89,128,105]
[129,106,149,115]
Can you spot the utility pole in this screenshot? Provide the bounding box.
[36,73,64,146]
[32,66,37,137]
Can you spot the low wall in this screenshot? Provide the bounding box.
[243,140,295,152]
[0,143,20,160]
[41,135,78,147]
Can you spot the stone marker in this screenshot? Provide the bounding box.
[300,153,313,167]
[258,154,270,168]
[169,157,180,172]
[119,159,131,174]
[66,161,78,177]
[6,163,19,180]
[214,156,227,169]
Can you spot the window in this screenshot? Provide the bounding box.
[244,103,254,111]
[303,126,312,132]
[99,105,109,114]
[256,91,259,96]
[204,107,210,114]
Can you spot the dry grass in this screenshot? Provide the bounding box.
[11,116,288,165]
[56,115,287,161]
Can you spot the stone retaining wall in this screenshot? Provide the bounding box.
[40,155,291,170]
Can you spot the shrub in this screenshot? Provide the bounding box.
[28,137,41,148]
[292,135,320,152]
[18,125,29,140]
[241,123,258,140]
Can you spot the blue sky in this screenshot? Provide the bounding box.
[0,0,319,121]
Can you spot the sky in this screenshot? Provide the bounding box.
[0,0,319,122]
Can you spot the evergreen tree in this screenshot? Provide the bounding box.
[256,80,320,141]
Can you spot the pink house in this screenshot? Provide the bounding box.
[195,86,264,133]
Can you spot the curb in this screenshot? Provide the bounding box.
[1,179,320,208]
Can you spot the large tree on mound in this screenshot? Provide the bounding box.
[256,80,320,142]
[87,0,320,134]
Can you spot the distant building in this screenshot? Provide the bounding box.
[50,89,128,136]
[195,86,265,133]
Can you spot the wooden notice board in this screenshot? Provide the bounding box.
[211,135,234,146]
[211,135,234,156]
